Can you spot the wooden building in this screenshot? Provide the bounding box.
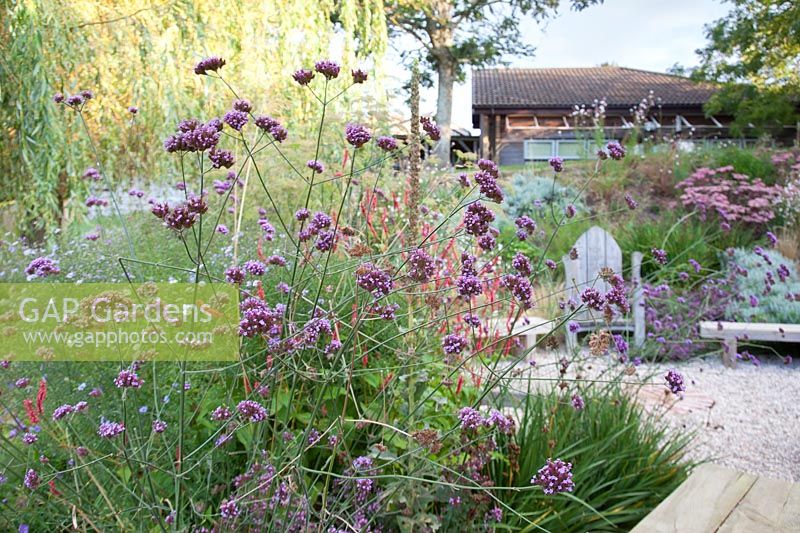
[471,66,743,165]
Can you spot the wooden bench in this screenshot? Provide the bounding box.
[632,463,800,532]
[699,321,800,368]
[486,315,554,352]
[562,226,645,350]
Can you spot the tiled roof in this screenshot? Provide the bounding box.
[472,67,717,108]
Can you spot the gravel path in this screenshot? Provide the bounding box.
[650,355,800,482]
[492,350,800,482]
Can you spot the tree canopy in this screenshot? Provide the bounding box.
[386,0,601,161]
[693,0,800,136]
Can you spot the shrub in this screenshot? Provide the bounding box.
[501,387,692,531]
[724,247,800,323]
[676,166,783,227]
[504,173,586,220]
[617,212,757,277]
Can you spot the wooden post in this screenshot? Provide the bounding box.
[479,114,490,159]
[632,251,645,347]
[723,338,737,368]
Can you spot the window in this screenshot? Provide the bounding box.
[507,115,536,128]
[523,140,554,160]
[556,140,584,160]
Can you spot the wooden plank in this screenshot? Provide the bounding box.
[718,476,800,532]
[632,251,644,347]
[631,464,756,533]
[699,321,800,342]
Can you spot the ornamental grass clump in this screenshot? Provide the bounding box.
[0,55,691,532]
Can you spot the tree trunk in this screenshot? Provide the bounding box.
[433,57,455,165]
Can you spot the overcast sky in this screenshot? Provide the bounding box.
[395,0,732,128]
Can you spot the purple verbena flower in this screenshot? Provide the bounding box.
[314,59,341,79]
[237,400,268,422]
[665,369,685,395]
[531,458,574,494]
[194,56,226,75]
[114,369,142,389]
[407,248,435,282]
[292,69,314,85]
[306,160,324,173]
[652,248,668,265]
[376,136,398,151]
[345,123,372,148]
[420,117,440,140]
[458,406,484,431]
[25,257,60,278]
[97,421,125,439]
[442,334,467,355]
[355,263,394,299]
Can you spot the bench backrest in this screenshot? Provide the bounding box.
[562,226,622,313]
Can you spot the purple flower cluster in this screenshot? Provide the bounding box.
[238,298,284,338]
[97,420,125,439]
[211,405,232,421]
[194,56,226,75]
[420,117,441,140]
[376,136,398,151]
[355,263,394,299]
[665,369,685,394]
[254,115,288,143]
[244,260,266,276]
[114,369,142,389]
[314,59,341,79]
[225,266,245,284]
[463,201,495,236]
[442,334,467,355]
[407,248,436,282]
[458,407,484,431]
[515,215,536,240]
[351,68,368,83]
[531,458,575,494]
[209,147,235,169]
[83,167,101,181]
[25,257,60,278]
[652,248,668,265]
[606,141,626,160]
[571,394,585,410]
[152,420,167,433]
[163,118,223,153]
[220,499,239,519]
[624,193,638,210]
[306,160,324,173]
[24,469,40,490]
[52,404,75,421]
[237,400,268,422]
[549,156,564,173]
[224,109,249,131]
[473,158,504,203]
[345,123,372,148]
[292,69,314,85]
[503,274,533,308]
[512,252,532,276]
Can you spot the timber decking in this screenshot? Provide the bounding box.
[631,463,800,532]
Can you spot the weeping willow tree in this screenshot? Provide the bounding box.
[0,0,388,238]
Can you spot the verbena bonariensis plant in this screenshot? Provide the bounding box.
[1,57,689,532]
